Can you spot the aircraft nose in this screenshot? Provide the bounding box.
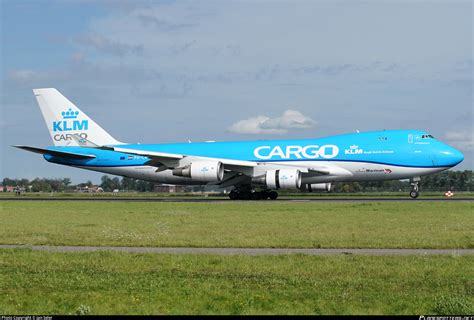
[437,146,464,167]
[452,148,465,165]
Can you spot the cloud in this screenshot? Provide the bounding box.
[137,13,198,32]
[9,69,45,83]
[444,128,474,151]
[75,34,143,56]
[228,110,316,135]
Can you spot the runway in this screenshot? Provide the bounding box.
[1,245,473,256]
[0,197,472,202]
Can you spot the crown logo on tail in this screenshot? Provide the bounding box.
[61,108,79,119]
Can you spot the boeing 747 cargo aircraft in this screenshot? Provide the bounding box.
[15,88,464,199]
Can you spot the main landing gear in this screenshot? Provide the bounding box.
[410,178,420,199]
[228,189,278,200]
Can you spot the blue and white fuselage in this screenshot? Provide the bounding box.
[16,88,464,199]
[43,130,463,184]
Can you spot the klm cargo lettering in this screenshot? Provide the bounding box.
[254,145,339,160]
[52,108,89,141]
[53,120,88,131]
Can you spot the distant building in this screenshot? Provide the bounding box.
[76,186,89,193]
[154,184,187,193]
[75,185,103,193]
[0,185,3,192]
[3,185,25,194]
[93,186,104,193]
[190,185,206,193]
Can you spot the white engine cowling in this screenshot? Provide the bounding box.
[305,182,333,192]
[172,161,224,182]
[265,169,302,189]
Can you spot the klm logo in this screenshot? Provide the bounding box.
[52,108,89,142]
[345,145,363,155]
[52,108,89,132]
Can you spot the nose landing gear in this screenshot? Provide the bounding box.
[409,188,419,199]
[410,178,420,199]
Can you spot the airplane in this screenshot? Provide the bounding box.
[14,88,464,200]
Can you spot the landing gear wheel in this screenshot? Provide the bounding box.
[229,190,239,200]
[268,191,279,200]
[410,179,420,199]
[240,192,250,200]
[410,190,419,199]
[251,192,261,200]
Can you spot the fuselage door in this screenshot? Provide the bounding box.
[430,153,438,167]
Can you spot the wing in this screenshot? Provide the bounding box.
[112,146,186,171]
[101,145,256,171]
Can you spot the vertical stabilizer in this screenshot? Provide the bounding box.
[33,88,122,146]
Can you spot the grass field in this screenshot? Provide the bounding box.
[0,201,472,248]
[0,249,472,315]
[1,200,472,315]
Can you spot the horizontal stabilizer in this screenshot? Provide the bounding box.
[13,145,96,160]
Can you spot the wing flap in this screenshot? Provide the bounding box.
[112,147,184,160]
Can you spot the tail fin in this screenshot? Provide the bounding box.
[33,88,122,146]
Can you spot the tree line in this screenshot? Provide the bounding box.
[330,170,472,192]
[1,170,472,193]
[1,176,156,193]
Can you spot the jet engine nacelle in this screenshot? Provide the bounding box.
[172,161,224,182]
[304,182,333,192]
[253,169,302,189]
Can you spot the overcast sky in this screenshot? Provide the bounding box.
[1,0,472,183]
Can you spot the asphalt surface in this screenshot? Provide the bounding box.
[0,197,472,202]
[1,245,473,256]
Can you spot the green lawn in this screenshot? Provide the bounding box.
[0,249,472,315]
[0,201,472,248]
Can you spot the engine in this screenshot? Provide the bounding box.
[172,161,224,182]
[253,169,302,190]
[303,182,333,192]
